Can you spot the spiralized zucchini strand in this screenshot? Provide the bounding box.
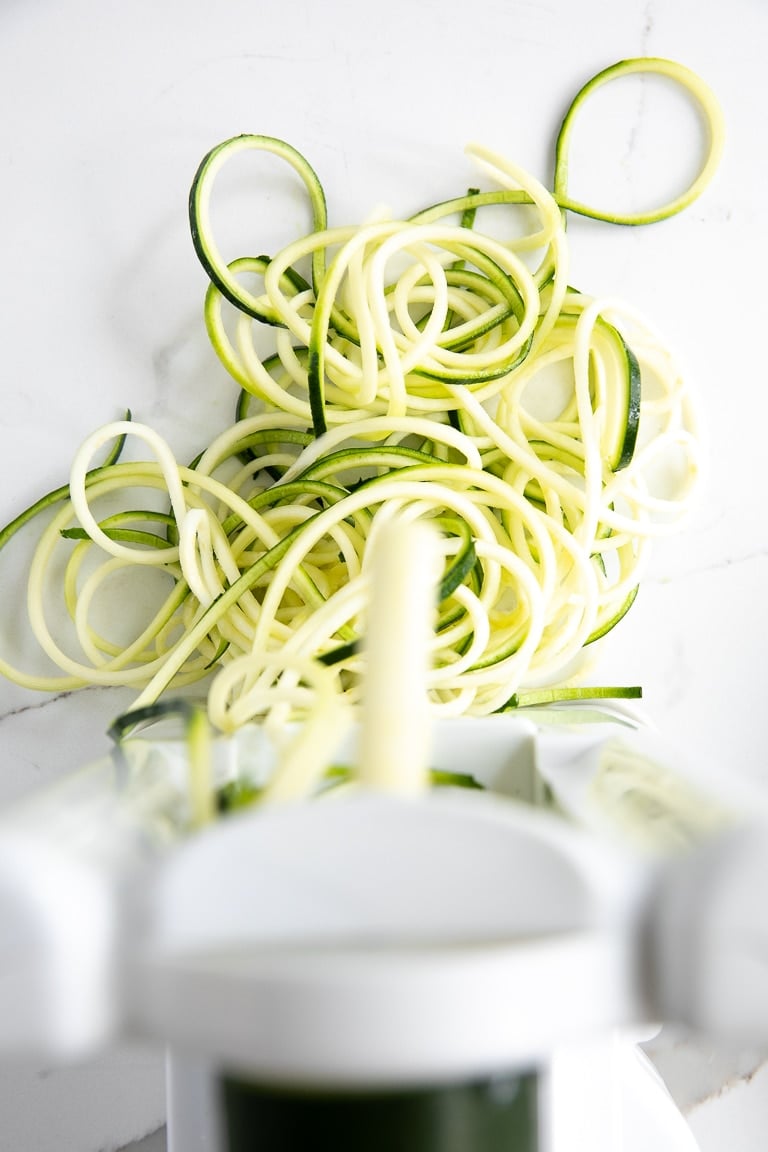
[0,59,723,777]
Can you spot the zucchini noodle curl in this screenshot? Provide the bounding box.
[0,57,723,743]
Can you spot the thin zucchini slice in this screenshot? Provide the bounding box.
[190,135,327,322]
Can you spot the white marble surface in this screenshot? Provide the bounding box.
[0,0,766,1149]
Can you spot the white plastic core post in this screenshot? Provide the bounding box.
[359,517,441,794]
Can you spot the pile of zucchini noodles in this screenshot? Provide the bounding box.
[0,59,724,761]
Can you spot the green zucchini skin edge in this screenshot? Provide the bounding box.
[189,134,328,324]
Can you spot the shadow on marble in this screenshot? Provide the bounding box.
[118,1129,166,1152]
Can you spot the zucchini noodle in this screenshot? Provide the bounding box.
[0,59,723,779]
